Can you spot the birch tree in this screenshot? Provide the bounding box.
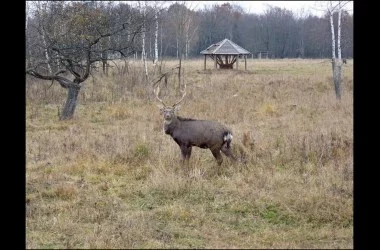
[33,1,53,74]
[318,1,351,100]
[153,4,159,65]
[26,2,31,68]
[332,1,342,100]
[139,1,149,82]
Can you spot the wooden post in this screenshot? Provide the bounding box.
[236,55,239,70]
[245,55,247,70]
[204,55,206,70]
[214,55,217,69]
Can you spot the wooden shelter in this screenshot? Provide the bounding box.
[200,38,251,70]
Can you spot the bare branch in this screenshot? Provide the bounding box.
[26,69,80,89]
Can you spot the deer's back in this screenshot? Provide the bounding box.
[172,118,231,148]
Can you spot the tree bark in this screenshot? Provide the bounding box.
[154,9,159,65]
[330,1,343,101]
[160,23,163,58]
[26,2,32,68]
[36,2,52,74]
[333,60,342,100]
[329,8,336,60]
[337,4,342,59]
[141,5,148,82]
[61,86,80,120]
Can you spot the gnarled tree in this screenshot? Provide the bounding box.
[26,1,145,120]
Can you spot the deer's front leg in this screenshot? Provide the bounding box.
[210,148,223,166]
[180,145,192,165]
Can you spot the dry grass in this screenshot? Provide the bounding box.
[26,58,353,249]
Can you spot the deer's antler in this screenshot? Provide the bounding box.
[153,84,167,107]
[173,81,187,107]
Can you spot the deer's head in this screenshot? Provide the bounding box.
[153,77,186,123]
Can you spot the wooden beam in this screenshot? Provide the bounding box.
[245,55,247,70]
[230,56,237,65]
[216,55,223,65]
[204,55,206,70]
[214,55,217,69]
[236,55,239,70]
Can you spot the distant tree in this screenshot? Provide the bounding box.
[262,6,297,58]
[165,2,197,89]
[26,1,145,120]
[139,1,149,82]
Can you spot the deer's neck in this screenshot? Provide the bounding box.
[164,117,179,135]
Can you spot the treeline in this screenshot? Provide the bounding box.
[26,1,353,64]
[160,2,353,59]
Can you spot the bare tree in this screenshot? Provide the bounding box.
[26,1,31,68]
[316,1,351,100]
[33,1,53,74]
[138,1,149,83]
[152,2,161,65]
[166,2,197,90]
[26,2,145,120]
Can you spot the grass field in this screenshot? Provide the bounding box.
[26,58,353,248]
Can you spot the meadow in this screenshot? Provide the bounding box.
[26,58,353,248]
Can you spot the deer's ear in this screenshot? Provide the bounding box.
[159,107,165,114]
[174,105,180,112]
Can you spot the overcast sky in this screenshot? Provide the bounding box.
[189,1,353,17]
[160,1,353,17]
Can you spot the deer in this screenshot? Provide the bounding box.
[153,80,237,166]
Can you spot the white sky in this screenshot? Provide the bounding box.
[178,1,353,17]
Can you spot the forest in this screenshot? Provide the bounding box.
[26,1,353,64]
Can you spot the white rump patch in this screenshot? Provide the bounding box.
[224,133,233,141]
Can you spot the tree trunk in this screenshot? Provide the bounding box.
[176,37,179,59]
[36,2,52,74]
[154,10,158,65]
[60,86,80,120]
[185,33,189,60]
[141,5,148,83]
[178,53,182,91]
[337,5,342,59]
[26,2,32,68]
[330,3,343,101]
[329,10,336,60]
[160,23,163,58]
[102,50,108,76]
[141,6,146,62]
[336,3,343,100]
[332,59,342,100]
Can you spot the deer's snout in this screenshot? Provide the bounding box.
[164,112,172,120]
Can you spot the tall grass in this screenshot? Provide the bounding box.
[26,58,353,248]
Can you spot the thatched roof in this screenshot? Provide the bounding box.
[200,38,250,55]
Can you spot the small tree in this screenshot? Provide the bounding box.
[319,1,351,100]
[26,2,145,120]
